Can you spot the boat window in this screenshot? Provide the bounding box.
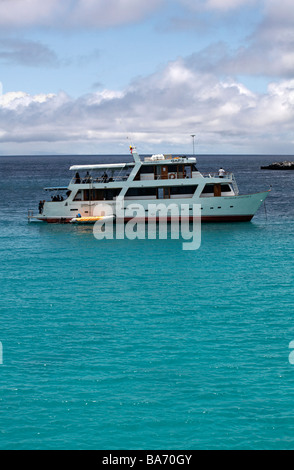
[140,165,155,174]
[170,185,198,195]
[202,184,214,194]
[93,189,105,200]
[184,165,192,178]
[201,184,232,196]
[177,165,184,179]
[156,185,198,199]
[220,185,231,192]
[88,166,133,183]
[82,188,122,201]
[83,190,91,201]
[104,189,122,200]
[157,188,170,199]
[125,187,157,198]
[48,189,72,202]
[73,190,83,201]
[167,164,178,173]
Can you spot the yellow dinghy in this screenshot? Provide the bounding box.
[70,215,114,224]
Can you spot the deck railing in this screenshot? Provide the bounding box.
[202,172,233,179]
[69,172,239,193]
[70,176,130,185]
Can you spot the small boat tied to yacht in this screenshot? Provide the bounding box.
[28,146,270,224]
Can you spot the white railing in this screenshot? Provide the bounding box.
[70,176,130,185]
[231,175,240,195]
[202,172,233,179]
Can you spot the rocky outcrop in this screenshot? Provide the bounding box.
[261,161,294,170]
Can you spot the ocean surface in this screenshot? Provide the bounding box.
[0,153,294,450]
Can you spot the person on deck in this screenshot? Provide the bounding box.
[218,168,226,178]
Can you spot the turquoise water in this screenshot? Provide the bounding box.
[0,154,294,450]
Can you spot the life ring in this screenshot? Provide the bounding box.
[169,173,176,179]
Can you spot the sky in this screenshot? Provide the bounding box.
[0,0,294,155]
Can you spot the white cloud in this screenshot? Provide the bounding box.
[249,80,294,127]
[181,0,294,80]
[179,0,259,12]
[162,0,294,83]
[0,91,57,109]
[265,0,294,23]
[0,0,62,27]
[0,0,164,28]
[86,90,125,106]
[0,0,289,30]
[69,0,164,28]
[1,60,294,154]
[206,0,258,9]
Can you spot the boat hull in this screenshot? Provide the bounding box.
[39,216,254,224]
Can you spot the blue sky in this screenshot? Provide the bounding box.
[0,0,293,155]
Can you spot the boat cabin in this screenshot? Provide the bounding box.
[43,152,237,205]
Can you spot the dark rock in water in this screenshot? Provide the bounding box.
[261,161,294,170]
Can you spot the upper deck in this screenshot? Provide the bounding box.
[68,149,203,185]
[66,147,237,194]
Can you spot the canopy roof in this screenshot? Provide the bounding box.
[69,163,135,171]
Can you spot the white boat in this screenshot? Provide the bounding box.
[29,147,270,224]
